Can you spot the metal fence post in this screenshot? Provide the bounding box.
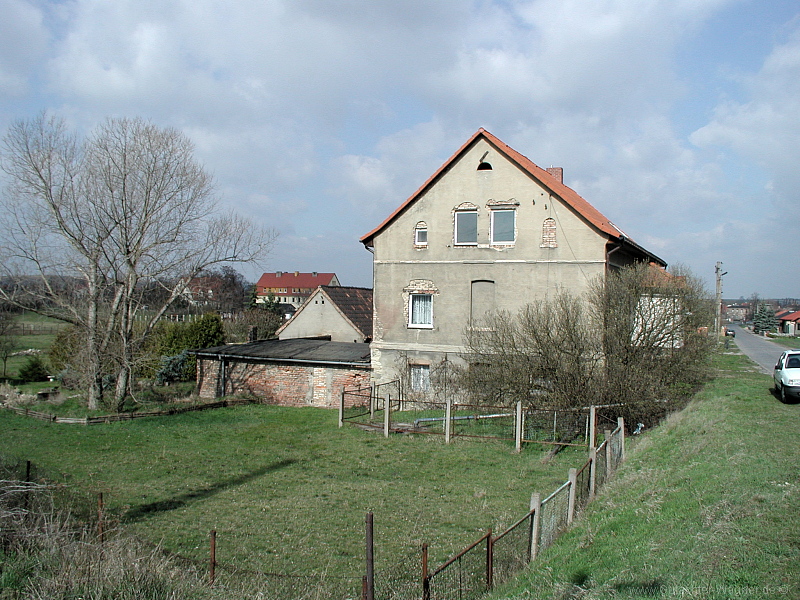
[338,390,345,428]
[567,468,577,525]
[486,528,493,590]
[589,405,597,449]
[529,493,541,562]
[365,512,374,600]
[370,383,375,421]
[445,396,452,444]
[209,530,217,586]
[97,492,105,543]
[422,543,430,600]
[589,447,597,499]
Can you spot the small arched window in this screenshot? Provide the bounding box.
[414,222,428,246]
[541,218,557,248]
[477,162,492,171]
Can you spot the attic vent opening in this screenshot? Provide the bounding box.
[477,162,493,171]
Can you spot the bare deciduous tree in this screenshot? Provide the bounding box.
[458,264,714,427]
[0,113,276,409]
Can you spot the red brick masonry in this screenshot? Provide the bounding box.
[197,358,370,408]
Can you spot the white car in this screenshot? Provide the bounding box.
[773,350,800,403]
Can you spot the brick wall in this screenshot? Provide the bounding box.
[196,358,369,408]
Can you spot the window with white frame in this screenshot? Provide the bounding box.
[408,293,433,328]
[490,209,515,244]
[409,364,431,392]
[454,210,478,245]
[414,222,428,246]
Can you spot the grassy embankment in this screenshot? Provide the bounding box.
[488,349,800,600]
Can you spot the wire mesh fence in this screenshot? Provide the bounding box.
[491,511,534,587]
[425,532,490,600]
[374,546,421,600]
[538,481,571,551]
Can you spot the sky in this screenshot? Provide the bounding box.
[1,0,799,300]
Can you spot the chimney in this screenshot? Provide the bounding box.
[546,167,563,183]
[294,271,299,276]
[276,271,282,277]
[312,271,318,277]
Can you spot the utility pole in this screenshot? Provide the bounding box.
[715,262,727,338]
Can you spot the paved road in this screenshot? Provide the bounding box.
[727,323,791,375]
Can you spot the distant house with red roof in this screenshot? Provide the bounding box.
[254,271,340,309]
[360,128,666,391]
[778,310,800,336]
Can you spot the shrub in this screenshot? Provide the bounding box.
[17,356,49,383]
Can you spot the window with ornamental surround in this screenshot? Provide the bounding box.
[491,209,515,244]
[454,207,478,245]
[408,293,433,328]
[541,217,557,248]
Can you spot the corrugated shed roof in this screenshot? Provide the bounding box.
[359,128,666,267]
[321,286,373,338]
[191,338,371,366]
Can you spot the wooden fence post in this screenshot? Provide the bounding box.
[383,393,390,438]
[515,401,523,453]
[588,405,597,449]
[529,493,541,562]
[618,416,626,462]
[588,447,597,499]
[567,468,577,525]
[338,390,345,428]
[604,430,612,479]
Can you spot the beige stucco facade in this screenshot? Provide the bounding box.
[362,130,663,387]
[277,288,364,343]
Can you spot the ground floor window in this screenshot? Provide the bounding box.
[410,364,431,392]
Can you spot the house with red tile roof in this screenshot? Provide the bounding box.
[778,310,800,336]
[254,271,340,309]
[360,128,667,391]
[276,286,373,343]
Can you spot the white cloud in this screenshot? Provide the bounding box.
[0,0,47,97]
[1,0,798,296]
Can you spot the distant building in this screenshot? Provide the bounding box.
[277,286,373,343]
[254,271,340,308]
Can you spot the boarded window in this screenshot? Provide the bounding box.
[541,218,557,248]
[470,280,495,325]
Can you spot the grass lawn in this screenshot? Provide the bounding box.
[3,312,67,380]
[769,335,800,349]
[0,402,584,594]
[487,350,800,600]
